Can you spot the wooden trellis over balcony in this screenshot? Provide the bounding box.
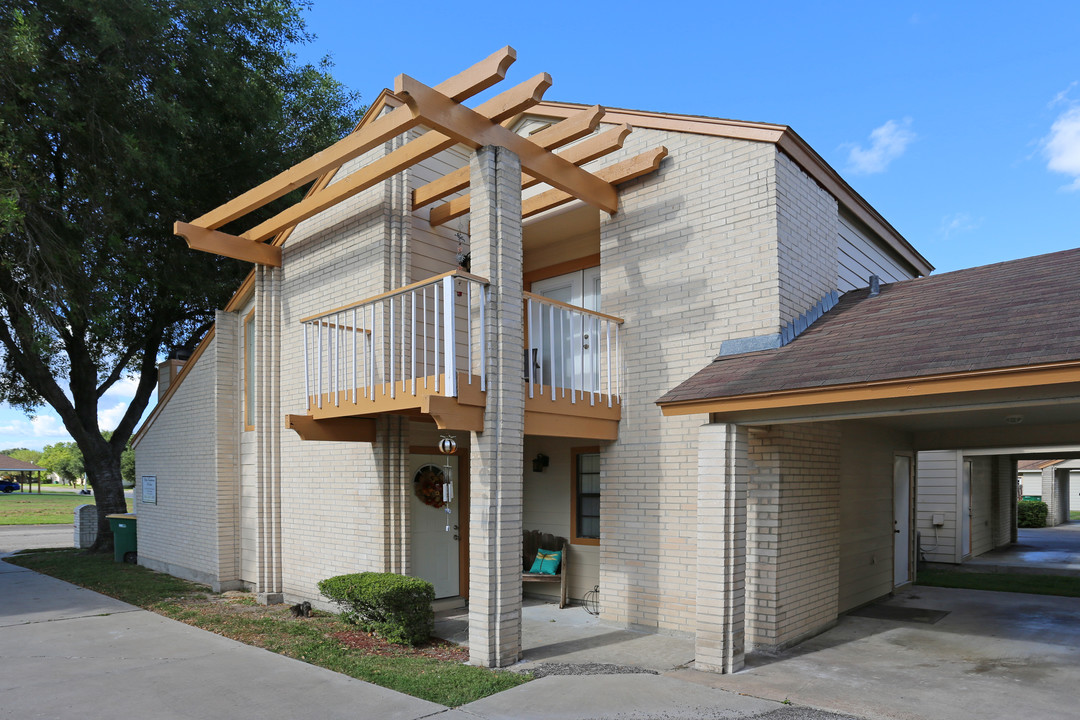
[173,46,664,440]
[173,46,667,266]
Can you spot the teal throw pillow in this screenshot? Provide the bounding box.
[529,548,561,575]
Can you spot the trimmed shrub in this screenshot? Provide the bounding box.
[318,572,434,645]
[1018,500,1048,528]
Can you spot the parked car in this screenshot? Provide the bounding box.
[0,479,21,493]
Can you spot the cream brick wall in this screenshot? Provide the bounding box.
[599,129,777,634]
[597,127,850,635]
[746,423,840,650]
[696,423,749,674]
[775,151,839,324]
[135,309,241,590]
[273,144,401,602]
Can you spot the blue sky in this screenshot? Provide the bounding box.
[2,1,1077,451]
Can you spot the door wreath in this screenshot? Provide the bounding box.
[413,465,447,508]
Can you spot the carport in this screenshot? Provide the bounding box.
[0,453,47,493]
[658,248,1080,674]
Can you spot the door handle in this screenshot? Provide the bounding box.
[453,534,460,541]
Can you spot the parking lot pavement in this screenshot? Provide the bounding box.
[0,523,73,557]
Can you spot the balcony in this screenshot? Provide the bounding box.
[287,271,622,441]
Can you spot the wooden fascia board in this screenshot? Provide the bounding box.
[532,101,934,277]
[241,73,552,242]
[412,105,605,210]
[658,361,1080,417]
[395,75,619,214]
[531,101,788,143]
[189,47,517,230]
[131,326,217,448]
[175,222,282,267]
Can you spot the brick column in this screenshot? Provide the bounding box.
[213,309,241,590]
[468,145,525,668]
[255,265,283,603]
[696,422,748,674]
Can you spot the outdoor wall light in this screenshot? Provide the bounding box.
[532,453,549,473]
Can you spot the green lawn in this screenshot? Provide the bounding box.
[6,550,528,706]
[0,492,131,525]
[1071,511,1080,521]
[917,568,1080,598]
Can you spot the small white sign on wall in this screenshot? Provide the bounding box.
[141,475,157,504]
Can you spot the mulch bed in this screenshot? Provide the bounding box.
[331,630,470,662]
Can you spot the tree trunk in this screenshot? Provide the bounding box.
[83,441,127,552]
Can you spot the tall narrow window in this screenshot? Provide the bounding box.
[572,447,600,545]
[244,310,255,431]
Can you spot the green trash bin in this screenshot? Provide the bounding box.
[107,513,137,563]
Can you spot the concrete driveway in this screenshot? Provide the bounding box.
[0,559,848,720]
[675,585,1080,720]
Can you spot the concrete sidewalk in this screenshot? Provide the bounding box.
[0,558,848,720]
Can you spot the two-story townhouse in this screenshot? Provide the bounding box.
[133,48,933,671]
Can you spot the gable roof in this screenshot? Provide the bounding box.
[0,453,45,472]
[1018,459,1064,471]
[658,246,1080,414]
[530,101,932,277]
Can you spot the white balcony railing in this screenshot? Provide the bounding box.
[300,271,488,410]
[524,292,623,407]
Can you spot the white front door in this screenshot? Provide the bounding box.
[530,267,601,392]
[893,454,912,586]
[409,453,460,598]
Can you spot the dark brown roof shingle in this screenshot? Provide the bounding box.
[0,453,46,472]
[659,247,1080,405]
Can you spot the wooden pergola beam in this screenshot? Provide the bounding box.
[395,74,619,214]
[174,222,282,267]
[240,73,552,243]
[427,123,634,227]
[189,47,517,231]
[521,123,631,190]
[412,105,605,210]
[522,146,668,219]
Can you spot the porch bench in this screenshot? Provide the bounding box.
[523,529,568,609]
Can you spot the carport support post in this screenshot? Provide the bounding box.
[468,145,525,668]
[696,422,748,673]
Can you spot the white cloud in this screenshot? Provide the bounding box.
[98,401,129,432]
[101,374,140,402]
[0,410,73,451]
[1050,81,1077,108]
[938,212,982,239]
[1044,105,1080,191]
[845,118,916,175]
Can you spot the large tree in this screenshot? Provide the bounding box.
[0,0,361,548]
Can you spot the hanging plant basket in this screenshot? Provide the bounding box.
[413,465,447,508]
